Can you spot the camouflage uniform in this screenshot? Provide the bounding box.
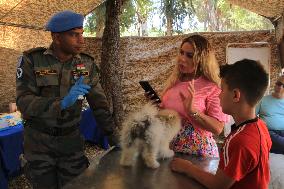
[16,46,116,189]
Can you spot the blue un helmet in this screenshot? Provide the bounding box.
[46,10,84,32]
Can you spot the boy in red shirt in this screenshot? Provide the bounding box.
[170,59,272,189]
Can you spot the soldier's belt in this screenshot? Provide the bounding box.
[24,120,78,136]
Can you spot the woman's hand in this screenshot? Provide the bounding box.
[179,80,196,114]
[170,157,192,174]
[144,91,161,105]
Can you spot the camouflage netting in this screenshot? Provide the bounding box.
[0,26,51,112]
[0,31,281,113]
[0,0,282,28]
[0,28,280,112]
[84,31,280,115]
[0,0,283,114]
[0,0,105,29]
[229,0,284,18]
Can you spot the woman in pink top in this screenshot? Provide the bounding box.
[160,35,227,157]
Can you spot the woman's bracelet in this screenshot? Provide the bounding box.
[190,111,200,120]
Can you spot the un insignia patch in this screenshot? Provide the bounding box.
[16,68,23,79]
[16,55,23,79]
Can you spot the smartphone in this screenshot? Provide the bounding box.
[139,80,161,103]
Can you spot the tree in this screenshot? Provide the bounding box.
[119,0,154,36]
[119,0,136,34]
[84,3,105,37]
[94,4,106,37]
[192,0,273,31]
[84,0,273,36]
[134,0,154,36]
[84,0,133,37]
[160,0,195,35]
[101,0,124,127]
[84,13,96,35]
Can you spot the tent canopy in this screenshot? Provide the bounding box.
[0,0,283,30]
[0,0,105,30]
[228,0,284,19]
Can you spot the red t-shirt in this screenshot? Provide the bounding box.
[219,118,272,189]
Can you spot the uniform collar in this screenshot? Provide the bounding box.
[43,44,82,60]
[231,117,258,132]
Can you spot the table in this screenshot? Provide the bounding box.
[0,124,23,189]
[64,148,219,189]
[0,108,109,188]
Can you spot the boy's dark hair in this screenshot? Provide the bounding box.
[220,59,268,106]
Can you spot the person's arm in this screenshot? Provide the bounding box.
[86,62,118,146]
[170,158,235,189]
[189,111,224,135]
[269,130,284,149]
[180,81,224,135]
[16,54,63,118]
[86,82,116,135]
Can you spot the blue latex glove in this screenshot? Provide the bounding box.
[60,77,91,109]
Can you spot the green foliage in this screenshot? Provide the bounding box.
[160,0,195,34]
[83,3,106,37]
[84,13,96,34]
[135,0,154,22]
[148,26,164,36]
[193,0,273,31]
[84,0,274,37]
[224,6,272,31]
[120,0,136,33]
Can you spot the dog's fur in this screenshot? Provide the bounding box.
[120,103,181,169]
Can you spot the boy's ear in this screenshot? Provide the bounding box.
[232,88,241,102]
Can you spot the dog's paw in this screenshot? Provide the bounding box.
[160,149,174,158]
[164,150,175,158]
[146,161,160,169]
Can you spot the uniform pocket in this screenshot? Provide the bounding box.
[36,74,59,86]
[35,74,59,97]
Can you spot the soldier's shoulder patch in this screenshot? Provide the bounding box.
[80,52,94,60]
[16,67,23,79]
[24,47,46,55]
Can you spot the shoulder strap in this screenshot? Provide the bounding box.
[23,47,46,67]
[24,47,46,55]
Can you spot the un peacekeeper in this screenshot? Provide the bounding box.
[16,10,118,188]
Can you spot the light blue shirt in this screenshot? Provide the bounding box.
[256,95,284,130]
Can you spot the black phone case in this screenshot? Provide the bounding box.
[139,81,161,103]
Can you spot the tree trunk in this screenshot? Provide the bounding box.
[166,16,173,36]
[95,5,105,37]
[141,22,148,36]
[100,0,124,128]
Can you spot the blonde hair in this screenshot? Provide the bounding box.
[162,35,220,95]
[278,75,284,81]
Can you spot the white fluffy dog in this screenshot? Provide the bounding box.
[120,103,181,169]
